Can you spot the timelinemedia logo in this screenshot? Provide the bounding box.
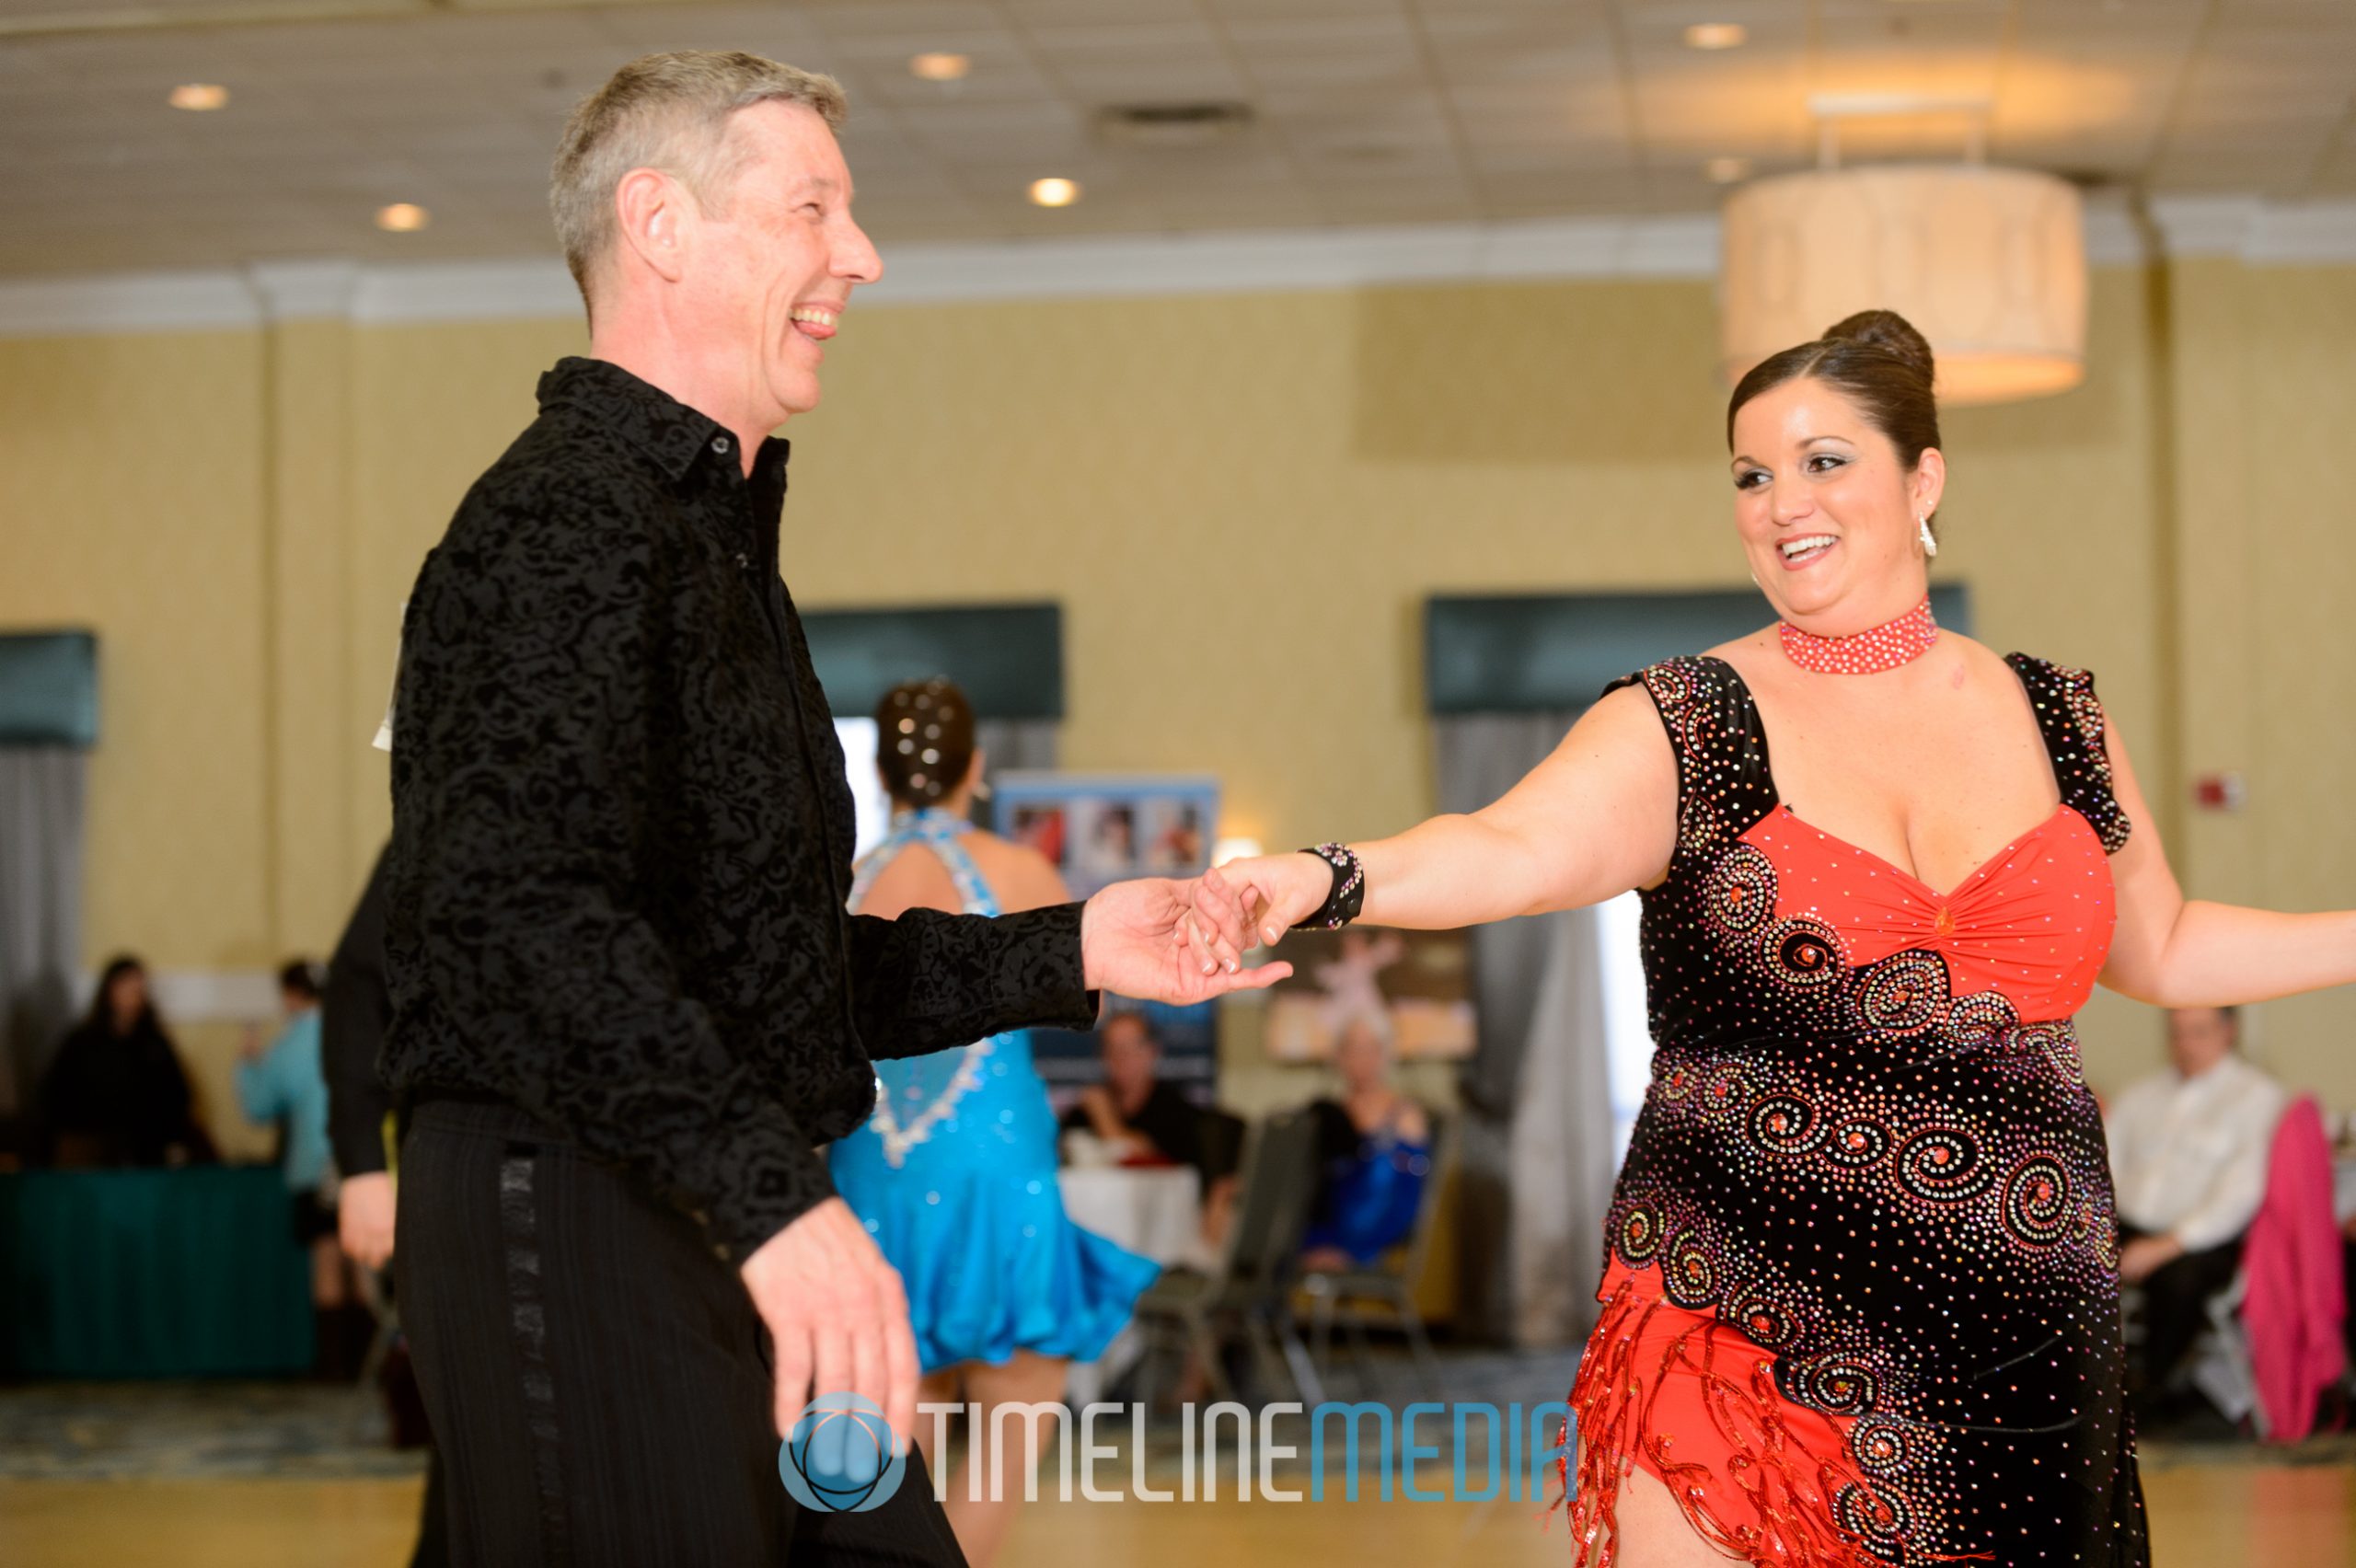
[780,1394,1575,1510]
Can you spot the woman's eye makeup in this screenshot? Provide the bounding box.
[1807,453,1848,474]
[1734,467,1770,490]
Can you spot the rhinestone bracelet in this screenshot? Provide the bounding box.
[1292,842,1367,931]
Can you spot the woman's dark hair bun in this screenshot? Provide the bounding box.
[1728,307,1943,478]
[1821,309,1934,386]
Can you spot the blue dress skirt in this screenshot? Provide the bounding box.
[828,812,1161,1372]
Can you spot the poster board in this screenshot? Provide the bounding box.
[993,773,1220,1090]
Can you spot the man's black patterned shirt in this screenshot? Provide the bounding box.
[384,357,1093,1260]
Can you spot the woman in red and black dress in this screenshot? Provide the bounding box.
[1210,311,2356,1566]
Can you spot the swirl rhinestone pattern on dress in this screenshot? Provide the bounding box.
[1565,652,2149,1568]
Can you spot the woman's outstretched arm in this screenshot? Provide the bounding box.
[2100,716,2356,1007]
[1221,681,1680,940]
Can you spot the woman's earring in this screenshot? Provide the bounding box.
[1917,513,1938,559]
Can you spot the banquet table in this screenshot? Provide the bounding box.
[1057,1164,1207,1406]
[0,1166,313,1378]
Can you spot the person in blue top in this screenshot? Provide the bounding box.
[829,679,1159,1568]
[1299,1009,1433,1272]
[237,959,362,1371]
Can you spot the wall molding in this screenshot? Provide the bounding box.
[2146,196,2356,264]
[1,195,2350,340]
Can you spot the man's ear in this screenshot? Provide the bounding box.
[613,167,690,285]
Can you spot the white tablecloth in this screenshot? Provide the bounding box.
[1058,1165,1207,1406]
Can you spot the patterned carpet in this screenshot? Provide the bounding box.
[0,1381,428,1481]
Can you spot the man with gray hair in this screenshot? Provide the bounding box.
[383,52,1280,1562]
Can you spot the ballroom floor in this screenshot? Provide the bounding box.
[4,1456,2353,1568]
[2,1377,2350,1567]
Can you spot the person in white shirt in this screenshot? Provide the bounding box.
[2106,1005,2287,1416]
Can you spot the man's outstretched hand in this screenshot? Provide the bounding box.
[1080,867,1293,1004]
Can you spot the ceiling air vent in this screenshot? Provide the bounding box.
[1094,101,1256,150]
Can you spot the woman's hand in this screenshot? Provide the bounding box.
[1080,869,1292,999]
[1217,852,1340,946]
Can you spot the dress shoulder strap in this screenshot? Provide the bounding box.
[848,811,1005,917]
[2004,653,2133,854]
[1599,655,1778,868]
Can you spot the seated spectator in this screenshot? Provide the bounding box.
[36,954,213,1167]
[1301,1010,1431,1272]
[1060,1011,1205,1174]
[2106,1004,2286,1422]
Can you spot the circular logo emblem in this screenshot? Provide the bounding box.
[778,1392,906,1514]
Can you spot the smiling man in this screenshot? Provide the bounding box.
[380,52,1280,1565]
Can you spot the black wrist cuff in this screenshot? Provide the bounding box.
[1293,843,1366,931]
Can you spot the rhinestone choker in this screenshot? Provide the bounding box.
[1778,596,1938,674]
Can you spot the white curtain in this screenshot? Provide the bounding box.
[974,718,1057,782]
[1437,711,1619,1348]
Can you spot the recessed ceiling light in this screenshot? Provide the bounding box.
[1028,178,1080,208]
[168,83,229,111]
[1683,23,1748,50]
[909,52,970,82]
[1706,156,1753,184]
[375,203,431,233]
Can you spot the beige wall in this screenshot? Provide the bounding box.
[2161,260,2356,1102]
[3,258,2351,1142]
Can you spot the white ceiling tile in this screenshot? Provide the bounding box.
[999,0,1204,27]
[1205,0,1408,19]
[1022,20,1219,52]
[795,1,1004,40]
[1043,59,1250,104]
[1219,14,1415,50]
[0,0,2351,274]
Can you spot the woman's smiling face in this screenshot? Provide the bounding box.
[1729,375,1944,632]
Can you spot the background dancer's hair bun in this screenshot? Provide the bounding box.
[874,677,977,808]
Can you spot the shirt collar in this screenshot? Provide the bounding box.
[536,356,791,486]
[2177,1053,2252,1095]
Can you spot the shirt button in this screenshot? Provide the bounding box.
[710,434,732,455]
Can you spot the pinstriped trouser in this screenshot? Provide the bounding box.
[398,1099,965,1567]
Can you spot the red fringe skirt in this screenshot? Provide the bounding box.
[1565,1259,1887,1567]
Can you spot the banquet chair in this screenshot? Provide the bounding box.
[1298,1111,1455,1400]
[1132,1108,1323,1408]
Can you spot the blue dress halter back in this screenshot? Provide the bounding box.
[828,811,1161,1372]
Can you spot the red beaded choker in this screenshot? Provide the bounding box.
[1778,596,1938,674]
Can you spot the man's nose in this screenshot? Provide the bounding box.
[837,219,882,286]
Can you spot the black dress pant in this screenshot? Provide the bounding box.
[413,1447,449,1568]
[398,1099,966,1568]
[2119,1219,2244,1401]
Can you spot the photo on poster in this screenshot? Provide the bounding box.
[991,773,1222,1088]
[1263,926,1476,1063]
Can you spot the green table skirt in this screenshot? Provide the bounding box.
[1,1167,314,1378]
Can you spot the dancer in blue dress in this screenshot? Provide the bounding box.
[829,679,1160,1567]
